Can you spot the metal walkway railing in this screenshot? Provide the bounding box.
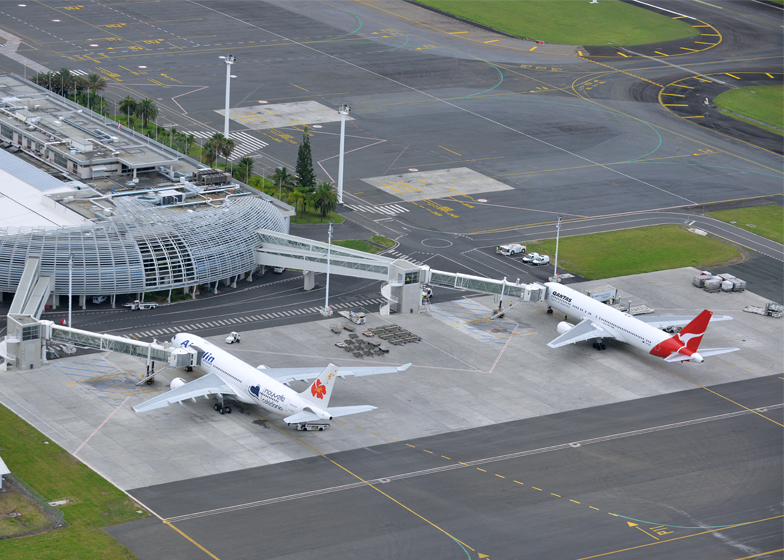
[44,322,169,362]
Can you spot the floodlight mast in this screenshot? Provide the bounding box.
[552,215,562,283]
[321,222,334,317]
[223,54,236,138]
[68,253,73,327]
[337,104,350,204]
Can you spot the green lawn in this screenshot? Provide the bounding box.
[290,209,345,224]
[714,85,784,135]
[371,235,395,248]
[708,205,784,244]
[333,239,385,254]
[0,403,144,559]
[524,224,741,280]
[415,0,697,45]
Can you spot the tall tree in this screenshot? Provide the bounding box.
[312,181,338,219]
[287,188,307,216]
[238,156,254,183]
[56,68,72,96]
[119,96,137,124]
[295,126,316,191]
[202,139,218,167]
[135,98,158,128]
[271,166,296,198]
[219,137,235,168]
[86,73,107,93]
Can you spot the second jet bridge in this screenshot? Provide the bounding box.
[255,229,547,315]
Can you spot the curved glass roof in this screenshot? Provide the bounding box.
[0,196,286,296]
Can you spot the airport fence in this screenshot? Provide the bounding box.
[0,474,66,540]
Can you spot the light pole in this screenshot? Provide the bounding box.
[321,222,333,317]
[552,215,562,282]
[221,54,236,139]
[68,253,74,327]
[337,104,350,204]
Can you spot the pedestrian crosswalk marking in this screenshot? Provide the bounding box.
[182,130,268,161]
[345,204,409,216]
[123,299,386,338]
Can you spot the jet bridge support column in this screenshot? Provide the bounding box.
[303,271,315,291]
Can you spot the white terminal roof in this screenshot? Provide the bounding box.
[0,149,86,227]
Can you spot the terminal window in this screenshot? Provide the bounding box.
[22,325,40,341]
[404,271,419,285]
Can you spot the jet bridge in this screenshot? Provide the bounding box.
[255,229,548,315]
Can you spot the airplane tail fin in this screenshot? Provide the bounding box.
[678,310,712,351]
[651,310,716,362]
[299,364,338,408]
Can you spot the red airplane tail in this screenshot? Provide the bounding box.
[651,310,712,361]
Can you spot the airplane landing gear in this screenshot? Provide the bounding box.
[592,341,606,351]
[214,397,232,414]
[546,307,553,315]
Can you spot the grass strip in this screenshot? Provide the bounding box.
[523,224,741,280]
[708,205,783,244]
[0,403,145,559]
[415,0,697,45]
[714,85,784,135]
[333,239,385,254]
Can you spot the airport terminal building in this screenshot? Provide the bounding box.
[0,73,293,308]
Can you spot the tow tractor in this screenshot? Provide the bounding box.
[225,331,241,344]
[289,422,330,431]
[338,309,366,325]
[124,300,159,311]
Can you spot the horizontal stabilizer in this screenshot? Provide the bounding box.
[637,314,733,330]
[547,318,607,348]
[698,347,740,358]
[284,406,376,424]
[284,410,321,424]
[327,405,376,418]
[664,347,740,362]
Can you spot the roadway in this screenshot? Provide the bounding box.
[108,375,783,560]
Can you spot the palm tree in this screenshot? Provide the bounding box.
[271,166,296,199]
[312,181,338,220]
[86,73,107,93]
[238,157,254,182]
[119,96,137,126]
[135,98,158,129]
[287,188,307,216]
[56,68,72,96]
[202,139,218,167]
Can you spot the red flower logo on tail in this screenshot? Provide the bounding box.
[311,379,326,399]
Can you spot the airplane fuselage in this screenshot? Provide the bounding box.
[544,283,670,354]
[172,333,309,417]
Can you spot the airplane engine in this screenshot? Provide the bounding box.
[256,365,269,370]
[170,377,187,390]
[556,321,573,335]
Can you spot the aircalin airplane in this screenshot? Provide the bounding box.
[544,283,739,363]
[132,333,411,424]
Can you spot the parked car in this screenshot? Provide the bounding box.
[522,252,539,263]
[532,254,550,266]
[273,267,285,273]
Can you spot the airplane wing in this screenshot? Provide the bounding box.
[262,363,412,385]
[132,373,236,413]
[547,318,609,348]
[635,314,733,329]
[284,405,377,424]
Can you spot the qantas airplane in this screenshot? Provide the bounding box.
[132,333,411,425]
[544,283,739,363]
